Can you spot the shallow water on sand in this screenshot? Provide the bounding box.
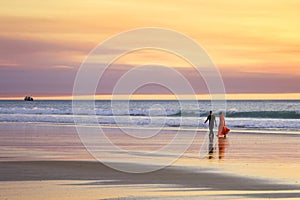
[0,123,300,199]
[0,123,299,184]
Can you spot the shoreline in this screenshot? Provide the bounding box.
[0,121,299,135]
[0,122,299,199]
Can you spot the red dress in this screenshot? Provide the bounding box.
[218,115,230,137]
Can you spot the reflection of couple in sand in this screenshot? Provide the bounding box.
[204,111,230,158]
[217,137,229,159]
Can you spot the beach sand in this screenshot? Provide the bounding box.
[0,123,299,199]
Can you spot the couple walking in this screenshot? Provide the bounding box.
[204,111,228,138]
[204,111,229,154]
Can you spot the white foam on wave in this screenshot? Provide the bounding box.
[0,100,300,131]
[0,113,299,132]
[228,108,238,113]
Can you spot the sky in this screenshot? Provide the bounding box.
[0,0,300,99]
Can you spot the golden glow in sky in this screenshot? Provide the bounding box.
[0,0,299,99]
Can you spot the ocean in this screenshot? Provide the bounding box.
[0,100,299,133]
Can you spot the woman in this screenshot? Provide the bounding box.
[218,111,229,138]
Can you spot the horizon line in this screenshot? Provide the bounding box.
[1,93,300,100]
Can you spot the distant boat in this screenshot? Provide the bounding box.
[24,96,33,101]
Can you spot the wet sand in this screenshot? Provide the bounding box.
[0,123,299,199]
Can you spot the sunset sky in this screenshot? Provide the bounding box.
[1,0,299,99]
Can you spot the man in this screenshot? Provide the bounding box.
[204,111,217,154]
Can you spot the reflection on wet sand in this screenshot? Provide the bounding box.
[208,137,229,160]
[218,137,229,159]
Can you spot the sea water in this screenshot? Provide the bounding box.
[0,100,299,133]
